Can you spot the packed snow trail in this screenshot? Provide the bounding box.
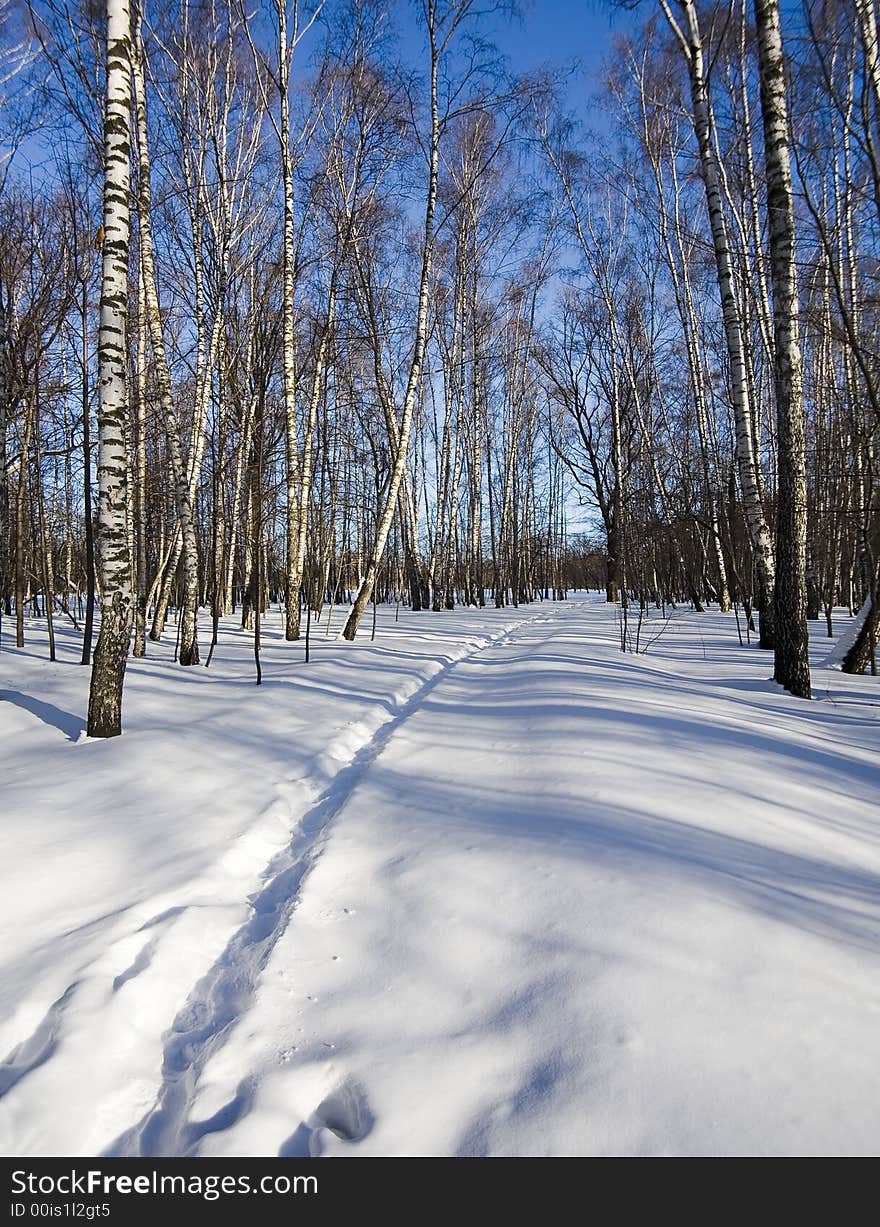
[0,602,545,1155]
[136,601,880,1156]
[105,610,554,1157]
[2,597,879,1155]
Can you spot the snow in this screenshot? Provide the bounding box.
[822,594,871,668]
[1,596,879,1157]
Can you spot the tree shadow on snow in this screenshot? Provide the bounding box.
[0,689,85,741]
[367,758,880,953]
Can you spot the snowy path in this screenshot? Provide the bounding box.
[106,611,547,1157]
[2,597,879,1155]
[126,601,880,1156]
[0,602,547,1154]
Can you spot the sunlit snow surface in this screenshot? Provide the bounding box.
[1,595,878,1156]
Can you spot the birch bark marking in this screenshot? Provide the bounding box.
[132,250,147,657]
[753,0,811,697]
[659,0,776,646]
[342,0,442,640]
[87,0,134,737]
[279,0,300,641]
[292,284,336,629]
[131,6,200,664]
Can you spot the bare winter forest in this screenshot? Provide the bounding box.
[0,0,876,727]
[1,0,879,1164]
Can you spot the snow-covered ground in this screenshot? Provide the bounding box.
[1,595,878,1157]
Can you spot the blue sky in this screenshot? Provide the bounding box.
[484,0,638,78]
[14,0,640,175]
[391,0,641,112]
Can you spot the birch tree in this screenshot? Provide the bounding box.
[87,0,133,737]
[341,0,453,639]
[753,0,811,697]
[131,1,201,664]
[658,0,777,646]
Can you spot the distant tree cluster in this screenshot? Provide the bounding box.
[0,0,876,734]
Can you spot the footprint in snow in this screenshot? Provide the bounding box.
[308,1077,374,1153]
[278,1077,374,1156]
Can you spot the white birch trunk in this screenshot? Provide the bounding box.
[754,0,811,696]
[132,251,147,657]
[87,0,134,737]
[131,8,200,664]
[660,0,776,645]
[341,5,441,640]
[277,3,301,641]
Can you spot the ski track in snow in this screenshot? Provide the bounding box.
[101,606,568,1157]
[0,982,79,1099]
[176,604,880,1158]
[3,596,879,1157]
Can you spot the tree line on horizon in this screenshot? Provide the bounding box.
[0,0,877,735]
